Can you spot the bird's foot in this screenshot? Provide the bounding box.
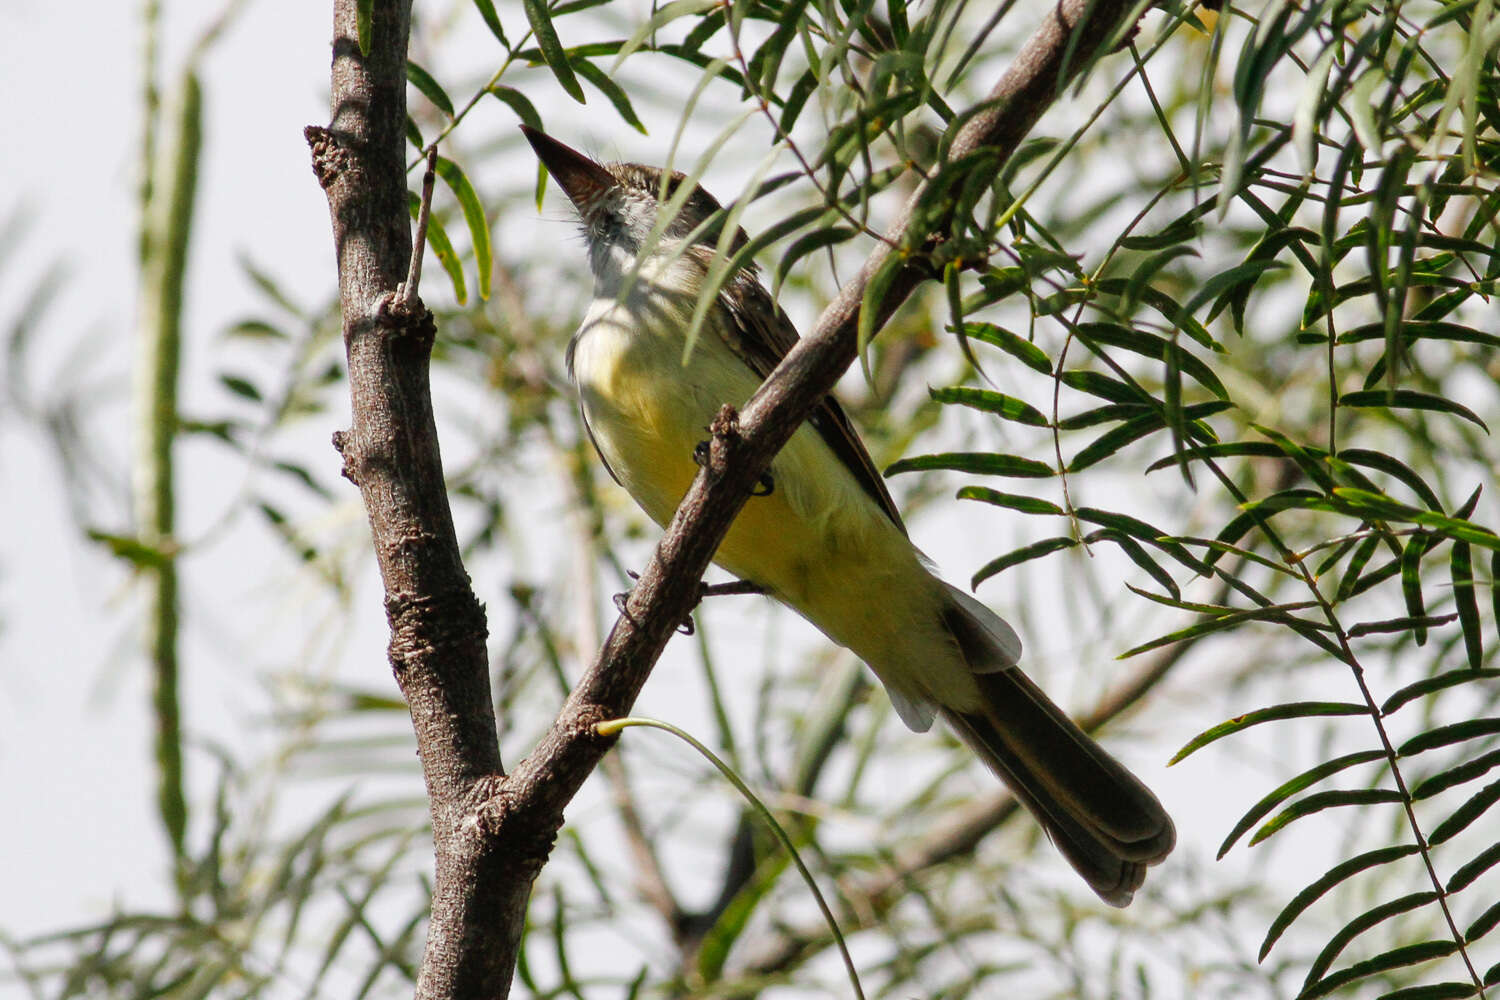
[693,437,774,496]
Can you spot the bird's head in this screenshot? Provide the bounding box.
[521,126,747,288]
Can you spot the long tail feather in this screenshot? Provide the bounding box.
[940,593,1175,905]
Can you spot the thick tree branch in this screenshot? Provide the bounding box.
[309,2,519,998]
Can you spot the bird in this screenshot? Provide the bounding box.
[522,126,1175,905]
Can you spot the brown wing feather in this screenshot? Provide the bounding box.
[716,267,906,534]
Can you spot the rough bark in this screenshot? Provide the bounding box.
[308,2,521,997]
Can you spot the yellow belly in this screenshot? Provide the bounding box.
[569,295,970,711]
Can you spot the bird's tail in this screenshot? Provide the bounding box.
[939,586,1175,906]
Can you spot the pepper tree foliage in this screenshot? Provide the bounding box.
[7,0,1499,995]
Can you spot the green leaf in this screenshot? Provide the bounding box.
[1452,542,1482,668]
[1449,841,1500,894]
[1428,778,1500,845]
[972,537,1078,587]
[1347,614,1457,638]
[1399,718,1500,756]
[1086,530,1181,599]
[86,530,174,570]
[885,452,1054,478]
[1339,389,1490,432]
[571,58,646,133]
[775,226,859,290]
[1332,490,1500,550]
[1218,750,1387,858]
[487,85,543,129]
[1068,402,1230,473]
[1414,747,1500,801]
[929,387,1049,426]
[1145,440,1285,473]
[406,61,455,118]
[356,0,373,55]
[1172,702,1370,764]
[522,0,586,102]
[1299,940,1458,1000]
[472,0,509,46]
[224,319,287,340]
[434,157,492,302]
[956,322,1052,374]
[1303,892,1440,991]
[1059,369,1153,404]
[1247,788,1405,850]
[1466,900,1500,943]
[1191,258,1289,322]
[1334,448,1444,511]
[859,253,904,356]
[1073,321,1229,399]
[1260,845,1422,960]
[955,487,1065,516]
[614,0,719,65]
[220,374,263,402]
[1373,982,1482,1000]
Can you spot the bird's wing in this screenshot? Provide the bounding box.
[716,266,907,533]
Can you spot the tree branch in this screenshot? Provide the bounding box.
[308,3,519,998]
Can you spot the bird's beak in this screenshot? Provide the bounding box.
[521,126,615,215]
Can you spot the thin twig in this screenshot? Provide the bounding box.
[397,145,439,310]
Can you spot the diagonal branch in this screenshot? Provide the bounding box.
[480,0,1151,985]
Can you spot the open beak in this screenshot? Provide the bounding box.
[520,126,615,214]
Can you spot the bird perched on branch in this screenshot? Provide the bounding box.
[523,126,1174,905]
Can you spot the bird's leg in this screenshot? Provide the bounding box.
[699,580,767,599]
[613,572,765,636]
[612,571,642,626]
[693,437,774,497]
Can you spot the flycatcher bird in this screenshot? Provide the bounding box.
[523,127,1175,905]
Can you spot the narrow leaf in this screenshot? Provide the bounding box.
[957,322,1052,374]
[1260,845,1422,960]
[1304,892,1439,989]
[522,0,586,102]
[1414,748,1500,800]
[1452,542,1482,668]
[1299,941,1458,1000]
[1428,778,1500,845]
[1172,702,1370,764]
[406,61,455,118]
[956,487,1065,516]
[1247,789,1405,850]
[1399,718,1500,755]
[473,0,509,46]
[434,157,492,301]
[885,452,1054,478]
[1339,389,1490,432]
[1218,750,1386,857]
[1447,840,1500,894]
[930,386,1049,426]
[972,537,1079,586]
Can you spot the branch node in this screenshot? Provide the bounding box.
[374,291,437,346]
[303,125,347,189]
[706,404,743,482]
[385,587,489,678]
[331,429,359,484]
